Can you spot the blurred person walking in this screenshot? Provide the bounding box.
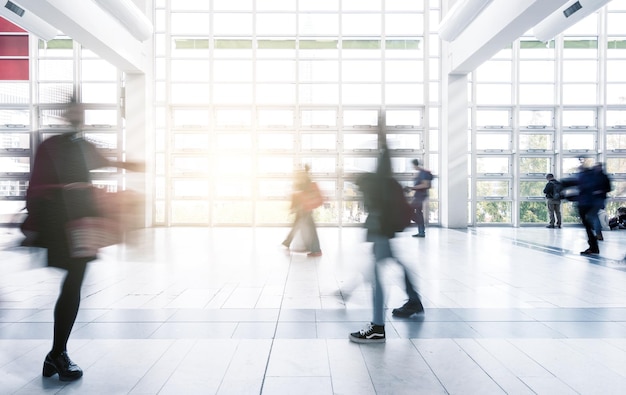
[573,159,609,255]
[349,146,423,344]
[591,162,611,241]
[22,96,143,381]
[282,164,323,257]
[543,173,562,228]
[406,159,433,238]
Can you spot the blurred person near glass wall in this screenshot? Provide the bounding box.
[281,164,323,257]
[22,96,144,382]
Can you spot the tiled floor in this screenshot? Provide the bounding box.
[1,225,626,394]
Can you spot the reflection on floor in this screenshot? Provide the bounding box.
[1,226,626,394]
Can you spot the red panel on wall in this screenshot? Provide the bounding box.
[0,35,29,56]
[0,16,26,32]
[0,59,29,80]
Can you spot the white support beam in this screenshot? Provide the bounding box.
[17,0,148,74]
[447,0,569,75]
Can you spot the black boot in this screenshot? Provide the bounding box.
[43,351,83,381]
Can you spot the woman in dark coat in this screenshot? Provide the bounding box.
[25,98,142,381]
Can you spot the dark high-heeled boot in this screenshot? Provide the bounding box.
[42,351,83,381]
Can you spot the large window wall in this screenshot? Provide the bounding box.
[471,0,626,225]
[0,28,125,225]
[153,0,442,226]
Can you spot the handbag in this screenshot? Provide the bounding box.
[63,184,124,258]
[301,182,324,211]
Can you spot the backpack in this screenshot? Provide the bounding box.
[383,177,413,233]
[551,180,563,200]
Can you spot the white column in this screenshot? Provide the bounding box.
[441,73,469,228]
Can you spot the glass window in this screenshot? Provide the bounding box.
[257,60,296,82]
[476,201,511,223]
[216,133,252,150]
[0,132,29,149]
[173,109,210,128]
[476,84,512,105]
[258,156,294,175]
[300,157,337,174]
[476,180,509,198]
[0,109,29,126]
[301,133,336,150]
[562,133,596,151]
[257,133,294,150]
[386,133,421,150]
[257,0,296,11]
[476,157,510,174]
[519,61,554,83]
[171,60,210,82]
[562,110,596,128]
[172,156,209,175]
[171,83,211,104]
[519,110,553,128]
[214,60,253,82]
[606,60,626,82]
[476,61,511,82]
[608,13,626,35]
[475,132,511,151]
[343,109,378,127]
[563,60,597,82]
[214,179,252,198]
[258,109,294,128]
[385,14,423,35]
[519,39,555,59]
[563,38,598,58]
[299,60,339,82]
[215,109,251,127]
[519,181,546,198]
[299,84,339,104]
[171,201,210,223]
[606,83,626,104]
[519,133,554,151]
[301,110,336,128]
[171,13,211,35]
[214,14,253,35]
[173,179,209,198]
[343,156,377,173]
[39,59,73,81]
[386,83,423,105]
[607,110,626,127]
[257,14,297,35]
[258,179,292,198]
[519,157,551,175]
[519,84,555,105]
[606,133,626,151]
[257,84,296,104]
[476,110,510,128]
[173,133,210,152]
[257,39,296,58]
[343,134,378,151]
[385,60,423,82]
[342,14,381,35]
[299,14,339,35]
[343,84,382,104]
[605,157,626,174]
[342,61,381,82]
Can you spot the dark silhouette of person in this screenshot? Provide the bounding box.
[406,159,433,237]
[24,97,143,381]
[543,173,562,228]
[349,146,423,344]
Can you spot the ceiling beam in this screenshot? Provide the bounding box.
[17,0,148,74]
[447,0,569,75]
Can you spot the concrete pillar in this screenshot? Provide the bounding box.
[441,73,469,228]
